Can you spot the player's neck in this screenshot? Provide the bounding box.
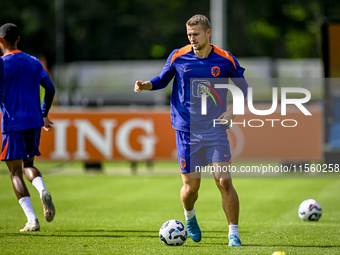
[193,44,212,58]
[3,45,17,54]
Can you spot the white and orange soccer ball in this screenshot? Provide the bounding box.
[298,199,322,221]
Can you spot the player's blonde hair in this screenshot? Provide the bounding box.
[186,14,211,31]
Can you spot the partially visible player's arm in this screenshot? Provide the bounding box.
[40,76,55,131]
[229,55,248,100]
[43,117,53,131]
[0,58,5,105]
[134,80,153,93]
[219,55,248,124]
[218,106,235,124]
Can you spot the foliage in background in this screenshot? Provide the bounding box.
[0,0,340,66]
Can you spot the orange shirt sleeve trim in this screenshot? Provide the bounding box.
[212,45,236,69]
[170,45,192,66]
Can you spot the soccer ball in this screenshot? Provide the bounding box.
[298,199,322,221]
[159,220,187,246]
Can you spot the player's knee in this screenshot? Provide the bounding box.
[23,167,42,180]
[23,157,34,168]
[216,178,233,192]
[183,183,200,195]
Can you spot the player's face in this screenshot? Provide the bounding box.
[187,24,211,51]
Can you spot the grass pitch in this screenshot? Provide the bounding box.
[0,162,339,254]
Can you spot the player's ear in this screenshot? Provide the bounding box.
[16,36,20,44]
[206,29,211,38]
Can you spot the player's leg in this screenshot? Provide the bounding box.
[1,131,40,231]
[23,156,44,192]
[205,129,242,246]
[181,171,201,211]
[212,161,241,246]
[212,161,239,225]
[177,130,203,242]
[23,157,55,222]
[181,171,202,242]
[23,128,55,222]
[6,159,40,231]
[7,159,30,199]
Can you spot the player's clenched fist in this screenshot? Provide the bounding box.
[134,80,152,93]
[134,80,144,93]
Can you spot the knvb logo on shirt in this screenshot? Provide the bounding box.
[194,80,312,128]
[211,66,220,77]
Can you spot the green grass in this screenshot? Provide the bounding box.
[0,165,339,254]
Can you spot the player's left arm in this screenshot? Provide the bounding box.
[218,105,235,124]
[229,55,248,99]
[40,75,55,131]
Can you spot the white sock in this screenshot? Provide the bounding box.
[32,177,46,198]
[18,197,37,223]
[228,225,240,238]
[184,207,195,220]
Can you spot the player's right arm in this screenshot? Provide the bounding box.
[134,49,177,93]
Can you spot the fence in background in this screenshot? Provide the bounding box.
[52,58,323,107]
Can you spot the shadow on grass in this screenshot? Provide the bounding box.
[186,242,340,248]
[1,231,340,249]
[0,229,249,240]
[58,229,248,233]
[1,233,157,238]
[0,229,160,238]
[59,229,159,233]
[240,244,340,248]
[2,229,339,249]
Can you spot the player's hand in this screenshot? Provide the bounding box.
[134,80,152,93]
[134,80,146,93]
[217,107,235,125]
[43,117,54,131]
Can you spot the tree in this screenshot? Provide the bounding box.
[1,0,339,65]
